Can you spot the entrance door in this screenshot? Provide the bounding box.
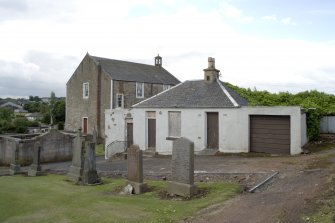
[207,112,219,149]
[83,117,88,135]
[147,112,156,151]
[126,123,133,148]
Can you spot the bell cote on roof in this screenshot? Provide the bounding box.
[155,54,162,67]
[203,57,220,83]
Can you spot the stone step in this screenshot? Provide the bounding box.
[195,149,219,156]
[142,150,157,157]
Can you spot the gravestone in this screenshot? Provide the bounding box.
[167,137,197,197]
[127,145,146,194]
[28,141,42,176]
[67,128,85,183]
[9,142,20,175]
[67,128,100,185]
[82,141,99,185]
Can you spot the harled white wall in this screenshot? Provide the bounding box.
[132,106,305,155]
[104,108,132,158]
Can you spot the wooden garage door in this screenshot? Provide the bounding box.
[250,115,290,154]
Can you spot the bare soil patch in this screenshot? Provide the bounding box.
[183,145,335,223]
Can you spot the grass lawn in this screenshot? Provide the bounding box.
[0,174,241,223]
[95,144,105,156]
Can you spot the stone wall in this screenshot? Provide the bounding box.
[112,80,164,109]
[0,130,75,166]
[65,54,111,141]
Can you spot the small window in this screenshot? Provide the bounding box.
[83,82,89,99]
[136,82,144,98]
[168,111,181,137]
[116,94,124,108]
[163,84,171,91]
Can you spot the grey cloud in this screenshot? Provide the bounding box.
[0,0,77,22]
[0,51,80,97]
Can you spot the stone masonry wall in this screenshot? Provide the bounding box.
[65,54,111,141]
[0,130,74,166]
[113,80,164,109]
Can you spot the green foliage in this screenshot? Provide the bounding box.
[0,107,13,122]
[13,117,30,133]
[53,99,65,123]
[29,95,41,102]
[23,92,65,127]
[24,101,42,112]
[0,108,14,133]
[225,83,335,140]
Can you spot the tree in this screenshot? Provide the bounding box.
[54,99,65,122]
[13,117,30,133]
[49,91,56,125]
[0,108,14,133]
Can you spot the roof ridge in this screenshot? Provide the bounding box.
[90,55,157,68]
[217,79,239,107]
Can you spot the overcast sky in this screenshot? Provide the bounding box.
[1,0,335,98]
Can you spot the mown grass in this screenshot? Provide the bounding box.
[95,144,105,156]
[307,143,335,153]
[0,174,241,223]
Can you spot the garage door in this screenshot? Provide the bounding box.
[250,115,290,154]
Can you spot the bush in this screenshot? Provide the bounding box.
[13,117,30,133]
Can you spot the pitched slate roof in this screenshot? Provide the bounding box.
[133,79,248,108]
[90,55,180,85]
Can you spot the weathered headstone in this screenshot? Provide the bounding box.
[167,137,197,197]
[82,141,99,185]
[28,141,42,176]
[67,128,85,183]
[127,145,146,194]
[9,141,20,175]
[67,128,100,185]
[92,128,97,144]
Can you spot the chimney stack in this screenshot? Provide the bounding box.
[155,54,162,67]
[203,57,220,83]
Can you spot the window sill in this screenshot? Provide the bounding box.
[166,136,180,141]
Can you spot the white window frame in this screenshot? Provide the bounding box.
[168,111,181,137]
[136,82,144,98]
[83,82,89,99]
[116,94,124,108]
[163,84,171,91]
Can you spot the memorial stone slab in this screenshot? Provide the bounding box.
[28,141,42,176]
[127,145,146,194]
[67,129,85,183]
[167,137,197,197]
[82,141,99,185]
[9,141,20,175]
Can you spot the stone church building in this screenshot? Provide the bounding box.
[65,53,180,142]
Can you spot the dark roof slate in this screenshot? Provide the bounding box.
[133,80,248,108]
[90,56,180,85]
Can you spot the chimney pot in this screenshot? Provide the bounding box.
[208,57,215,69]
[203,57,220,83]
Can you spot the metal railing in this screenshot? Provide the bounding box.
[105,141,128,159]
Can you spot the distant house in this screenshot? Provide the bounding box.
[66,53,180,143]
[126,57,307,155]
[25,113,43,121]
[41,97,50,103]
[0,101,27,113]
